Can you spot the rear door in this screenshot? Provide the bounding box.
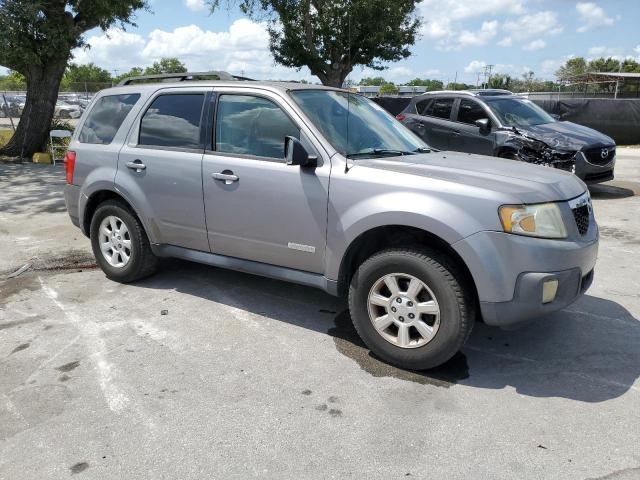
[452,98,496,155]
[117,88,210,252]
[202,88,330,273]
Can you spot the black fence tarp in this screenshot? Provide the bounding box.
[530,98,640,145]
[372,96,640,145]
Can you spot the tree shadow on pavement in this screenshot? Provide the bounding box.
[138,259,640,403]
[0,164,66,216]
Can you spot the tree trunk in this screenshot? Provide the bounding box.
[0,60,67,159]
[315,66,352,88]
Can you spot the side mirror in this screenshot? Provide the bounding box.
[475,118,491,132]
[285,136,318,168]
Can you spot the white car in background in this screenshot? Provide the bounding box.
[55,101,83,119]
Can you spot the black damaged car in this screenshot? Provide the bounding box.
[397,90,616,184]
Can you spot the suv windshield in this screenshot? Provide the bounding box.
[485,97,555,127]
[290,90,427,158]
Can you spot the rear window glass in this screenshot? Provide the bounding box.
[425,98,454,120]
[79,94,140,144]
[139,94,205,149]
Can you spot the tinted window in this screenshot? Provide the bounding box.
[416,99,432,115]
[425,98,454,120]
[139,94,204,149]
[216,95,299,159]
[79,94,140,144]
[457,99,487,125]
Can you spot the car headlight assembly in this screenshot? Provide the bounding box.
[499,203,568,239]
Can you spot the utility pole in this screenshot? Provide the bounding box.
[483,64,495,89]
[475,72,483,88]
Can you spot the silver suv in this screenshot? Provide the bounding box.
[63,74,598,370]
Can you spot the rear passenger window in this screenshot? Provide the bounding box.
[215,95,299,159]
[425,98,454,120]
[79,94,140,145]
[457,99,487,125]
[139,94,205,149]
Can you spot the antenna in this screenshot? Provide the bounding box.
[345,0,352,173]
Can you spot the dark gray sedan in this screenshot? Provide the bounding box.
[397,90,616,184]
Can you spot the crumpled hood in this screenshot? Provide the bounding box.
[514,121,615,151]
[357,151,586,204]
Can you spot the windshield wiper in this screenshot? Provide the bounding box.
[346,148,416,159]
[413,147,431,153]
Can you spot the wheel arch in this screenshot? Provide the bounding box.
[336,225,479,310]
[82,189,155,243]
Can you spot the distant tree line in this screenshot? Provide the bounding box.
[0,57,188,92]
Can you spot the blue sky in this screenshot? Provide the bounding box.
[5,1,639,84]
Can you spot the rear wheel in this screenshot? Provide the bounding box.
[348,248,474,370]
[90,200,158,283]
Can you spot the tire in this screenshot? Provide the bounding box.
[90,199,158,283]
[348,248,474,370]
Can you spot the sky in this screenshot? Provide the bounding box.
[4,0,640,84]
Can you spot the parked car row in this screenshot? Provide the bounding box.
[396,89,616,184]
[63,76,598,371]
[0,93,92,119]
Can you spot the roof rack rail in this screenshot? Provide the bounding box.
[117,71,254,86]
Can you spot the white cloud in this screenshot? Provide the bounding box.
[419,0,524,50]
[588,46,623,57]
[464,60,487,74]
[576,2,615,32]
[72,19,314,81]
[184,0,206,12]
[503,11,563,42]
[523,39,546,51]
[497,37,512,47]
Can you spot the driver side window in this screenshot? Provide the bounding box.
[457,99,487,125]
[215,95,300,159]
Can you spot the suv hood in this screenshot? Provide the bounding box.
[357,151,586,204]
[513,121,615,151]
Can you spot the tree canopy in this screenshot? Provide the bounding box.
[210,0,421,87]
[0,0,148,157]
[61,63,112,91]
[144,58,188,75]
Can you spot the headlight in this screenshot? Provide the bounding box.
[499,203,567,239]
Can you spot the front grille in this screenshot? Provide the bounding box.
[583,146,615,166]
[572,205,590,235]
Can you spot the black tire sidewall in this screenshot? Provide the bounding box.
[90,202,146,283]
[349,250,468,370]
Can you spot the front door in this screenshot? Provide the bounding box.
[414,97,456,150]
[202,90,330,273]
[453,98,496,156]
[117,89,209,252]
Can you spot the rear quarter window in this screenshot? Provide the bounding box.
[79,94,141,145]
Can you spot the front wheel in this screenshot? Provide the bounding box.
[348,248,474,370]
[90,200,158,283]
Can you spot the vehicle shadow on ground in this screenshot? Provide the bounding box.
[138,259,640,403]
[590,181,639,200]
[0,164,66,216]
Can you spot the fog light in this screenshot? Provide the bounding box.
[542,279,559,304]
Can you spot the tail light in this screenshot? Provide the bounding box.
[64,151,76,184]
[396,113,406,121]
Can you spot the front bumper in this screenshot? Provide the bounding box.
[575,151,615,184]
[453,227,598,328]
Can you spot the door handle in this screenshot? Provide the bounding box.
[212,172,239,184]
[126,160,146,172]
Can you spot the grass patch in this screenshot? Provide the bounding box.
[0,129,12,147]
